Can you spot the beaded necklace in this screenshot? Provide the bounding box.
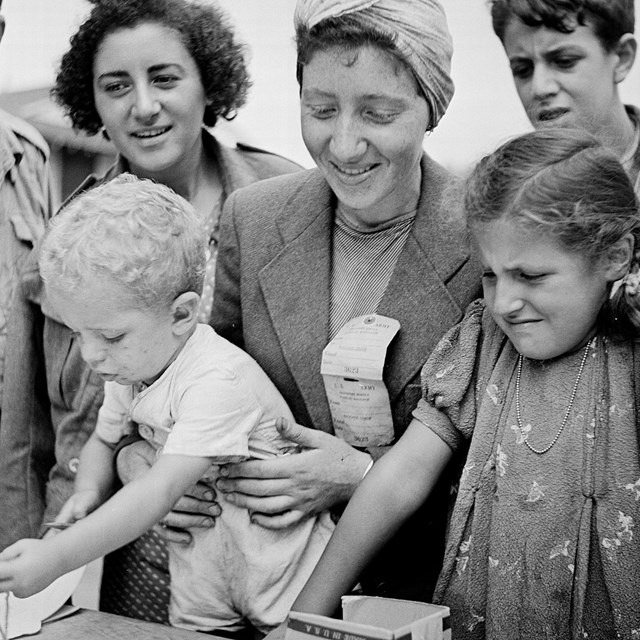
[515,339,593,455]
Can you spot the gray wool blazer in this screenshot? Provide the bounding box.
[213,153,481,448]
[212,153,482,601]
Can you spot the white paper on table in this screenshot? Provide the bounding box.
[0,566,85,638]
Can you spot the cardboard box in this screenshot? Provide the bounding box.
[285,596,451,640]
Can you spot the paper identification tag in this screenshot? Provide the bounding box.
[321,314,400,447]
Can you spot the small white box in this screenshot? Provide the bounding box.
[285,596,451,640]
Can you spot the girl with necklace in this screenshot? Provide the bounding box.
[272,128,640,640]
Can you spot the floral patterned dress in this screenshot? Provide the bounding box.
[413,300,640,639]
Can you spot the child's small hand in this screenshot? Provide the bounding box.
[55,489,102,525]
[0,539,64,598]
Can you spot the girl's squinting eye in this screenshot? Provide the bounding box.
[103,334,125,344]
[481,271,496,279]
[519,272,545,282]
[510,62,533,80]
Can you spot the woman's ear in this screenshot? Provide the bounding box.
[171,292,200,335]
[613,33,637,84]
[603,233,635,281]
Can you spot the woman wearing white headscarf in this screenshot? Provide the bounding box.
[211,0,480,603]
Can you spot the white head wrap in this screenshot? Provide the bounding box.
[294,0,455,128]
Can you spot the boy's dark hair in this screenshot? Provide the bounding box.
[490,0,635,51]
[52,0,250,134]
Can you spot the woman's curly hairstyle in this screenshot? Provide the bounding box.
[52,0,250,134]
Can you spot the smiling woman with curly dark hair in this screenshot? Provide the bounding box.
[52,0,250,134]
[0,0,302,631]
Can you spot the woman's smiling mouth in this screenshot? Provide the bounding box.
[132,126,171,139]
[330,162,378,178]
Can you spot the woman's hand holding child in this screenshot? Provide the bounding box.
[216,418,372,529]
[116,437,221,543]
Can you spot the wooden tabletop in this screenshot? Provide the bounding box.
[33,608,210,639]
